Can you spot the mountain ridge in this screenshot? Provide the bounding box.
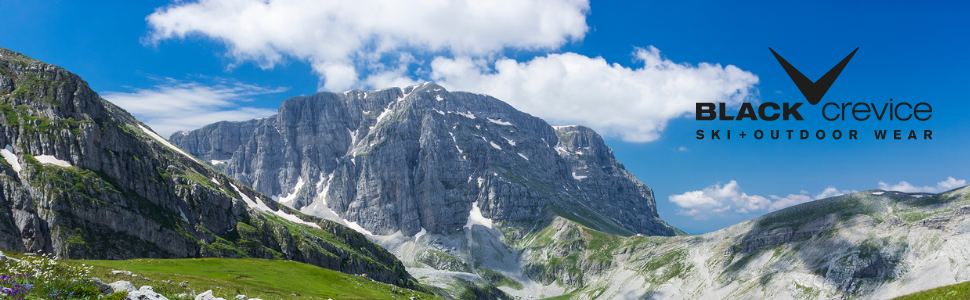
[172,82,674,237]
[510,186,970,299]
[0,47,417,288]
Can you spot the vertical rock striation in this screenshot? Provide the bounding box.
[173,83,674,237]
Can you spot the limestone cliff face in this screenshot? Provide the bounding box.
[553,125,669,236]
[0,47,415,288]
[172,83,674,237]
[170,119,262,163]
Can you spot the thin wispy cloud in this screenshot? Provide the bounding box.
[143,0,759,142]
[103,77,285,137]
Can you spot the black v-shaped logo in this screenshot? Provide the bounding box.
[770,47,858,105]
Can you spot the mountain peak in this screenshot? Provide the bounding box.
[173,84,674,237]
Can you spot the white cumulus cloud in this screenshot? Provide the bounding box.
[668,180,770,219]
[814,186,855,199]
[144,0,760,143]
[669,181,856,220]
[103,78,284,137]
[878,177,966,193]
[145,0,590,91]
[431,48,758,142]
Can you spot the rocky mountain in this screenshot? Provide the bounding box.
[173,80,970,299]
[172,82,673,237]
[8,44,961,299]
[173,82,682,298]
[500,187,970,299]
[0,47,417,288]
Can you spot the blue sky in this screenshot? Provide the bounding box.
[1,0,967,234]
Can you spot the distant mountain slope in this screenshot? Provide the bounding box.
[516,186,970,299]
[172,83,673,237]
[0,47,416,288]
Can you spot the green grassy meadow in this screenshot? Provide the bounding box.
[892,280,970,300]
[74,257,440,300]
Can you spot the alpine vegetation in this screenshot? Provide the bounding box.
[0,47,416,289]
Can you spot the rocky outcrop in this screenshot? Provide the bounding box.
[0,47,415,288]
[415,249,472,273]
[554,125,670,236]
[519,217,614,288]
[173,83,673,237]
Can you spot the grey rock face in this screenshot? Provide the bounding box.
[415,249,472,273]
[554,125,669,236]
[170,119,262,163]
[175,83,673,237]
[109,281,137,293]
[0,47,415,288]
[128,286,169,300]
[195,290,225,300]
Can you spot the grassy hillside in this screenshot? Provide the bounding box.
[75,257,440,300]
[892,281,970,300]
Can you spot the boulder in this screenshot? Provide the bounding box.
[109,281,136,293]
[195,290,226,300]
[127,286,169,300]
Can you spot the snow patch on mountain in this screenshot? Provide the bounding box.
[456,111,477,119]
[231,183,319,229]
[33,155,71,167]
[464,201,493,229]
[1,145,20,173]
[344,220,374,236]
[503,137,516,146]
[277,177,305,205]
[488,118,512,126]
[414,227,427,240]
[138,125,201,164]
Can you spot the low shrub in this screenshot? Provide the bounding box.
[1,253,106,299]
